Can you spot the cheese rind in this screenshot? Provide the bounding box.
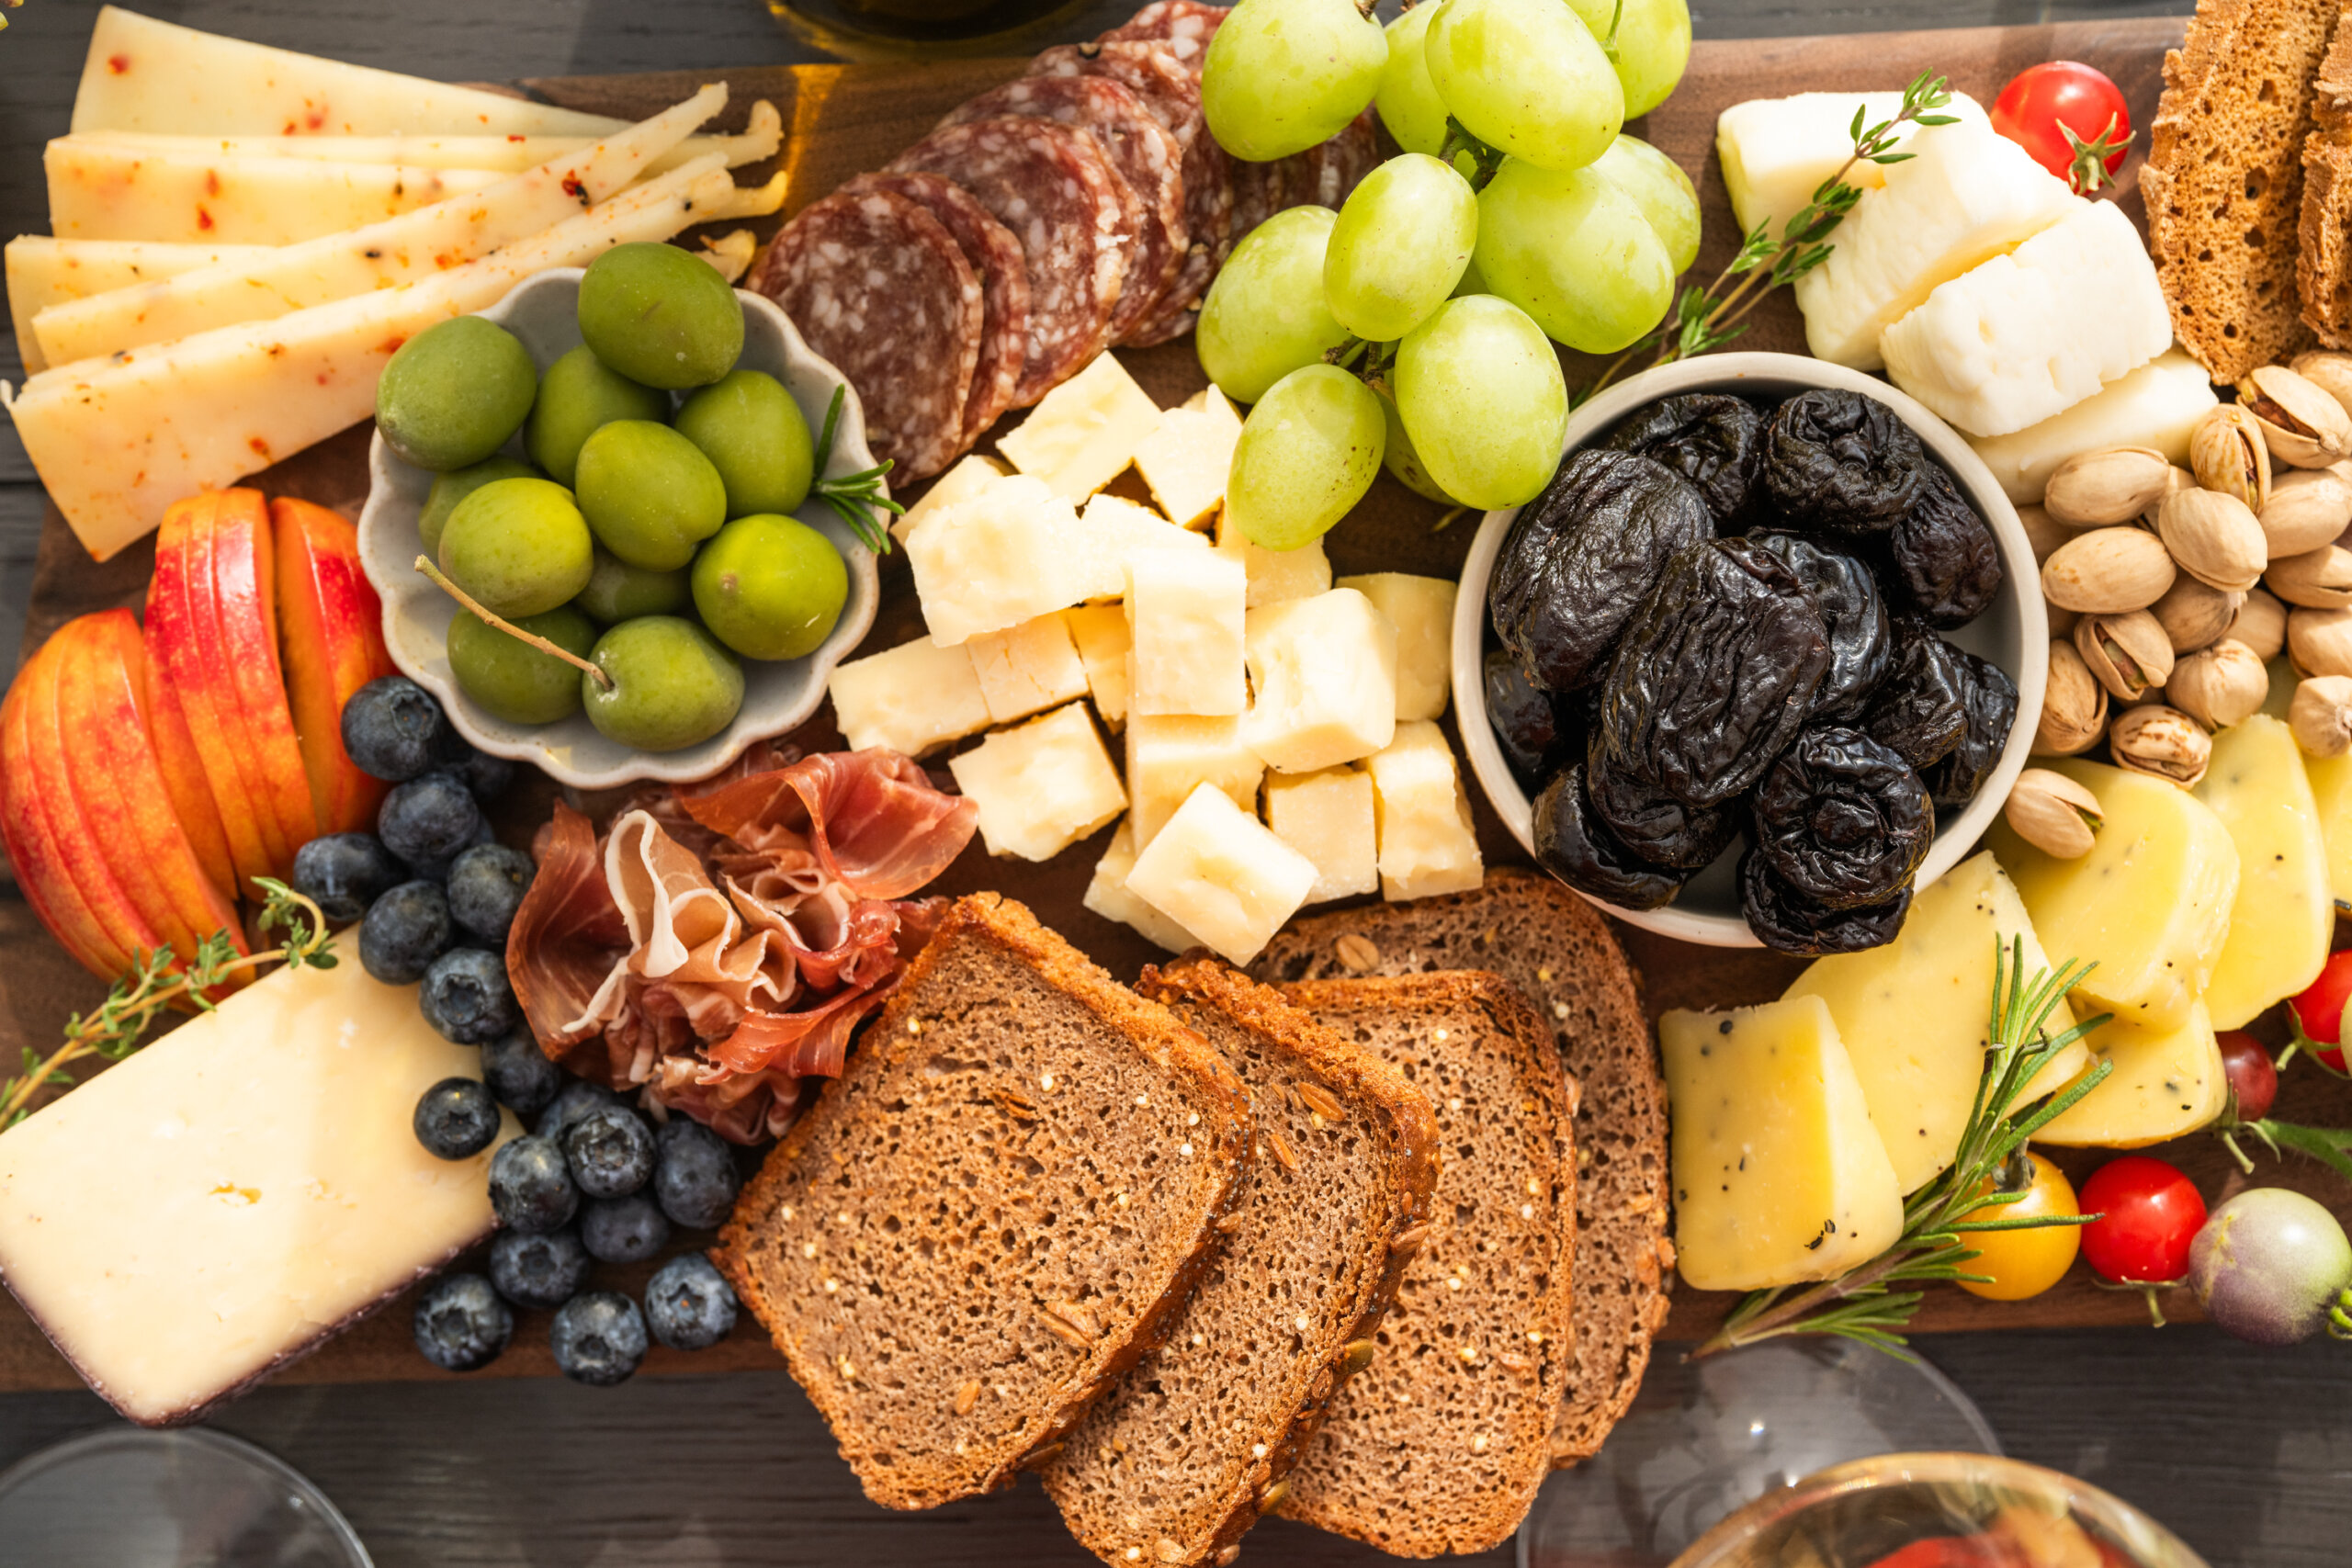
[1240,589,1398,773]
[1363,720,1483,901]
[1125,783,1318,966]
[967,613,1091,726]
[1133,385,1242,529]
[1126,547,1248,716]
[2191,715,2332,1028]
[1082,816,1201,952]
[1965,350,2218,505]
[46,140,504,245]
[1126,713,1264,849]
[997,353,1163,501]
[1335,572,1456,721]
[947,702,1126,862]
[826,636,990,757]
[1264,767,1379,903]
[2034,1001,2228,1148]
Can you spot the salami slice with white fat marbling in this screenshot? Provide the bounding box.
[752,187,980,485]
[1102,0,1228,71]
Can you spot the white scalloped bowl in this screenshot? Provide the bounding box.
[356,267,881,790]
[1451,352,2048,950]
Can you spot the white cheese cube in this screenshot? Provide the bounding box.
[946,702,1127,862]
[1264,768,1378,903]
[1063,604,1135,727]
[1363,719,1483,901]
[1215,506,1333,607]
[1966,349,2219,504]
[1125,783,1318,966]
[1337,572,1456,721]
[1073,491,1209,602]
[1134,384,1243,529]
[1241,589,1398,773]
[1714,91,1986,243]
[1126,712,1265,848]
[997,352,1163,500]
[967,612,1091,725]
[904,474,1088,645]
[827,636,990,757]
[1083,815,1203,952]
[893,452,1009,544]
[1127,547,1248,716]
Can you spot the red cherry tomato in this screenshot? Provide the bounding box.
[2288,950,2352,1073]
[2218,1031,2278,1122]
[2078,1156,2206,1286]
[1991,62,2133,193]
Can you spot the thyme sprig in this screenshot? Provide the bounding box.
[809,385,904,555]
[1692,940,2113,1360]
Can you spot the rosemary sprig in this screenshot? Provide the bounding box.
[0,880,335,1130]
[809,385,904,555]
[1691,939,2114,1360]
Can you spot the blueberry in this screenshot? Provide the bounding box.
[488,1227,591,1310]
[447,842,537,944]
[488,1134,578,1234]
[413,1272,512,1371]
[342,676,461,784]
[536,1077,623,1138]
[359,880,452,984]
[562,1105,656,1199]
[379,772,486,869]
[644,1253,739,1350]
[548,1290,648,1387]
[581,1192,670,1263]
[413,1077,501,1159]
[289,832,402,925]
[453,747,515,801]
[481,1031,562,1118]
[419,947,518,1043]
[654,1120,741,1229]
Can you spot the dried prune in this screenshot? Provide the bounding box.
[1601,392,1767,525]
[1892,463,2004,627]
[1755,534,1891,719]
[1586,735,1738,870]
[1751,726,1931,908]
[1594,538,1830,807]
[1741,848,1914,955]
[1532,764,1690,911]
[1489,448,1713,694]
[1486,650,1577,783]
[1860,615,1970,770]
[1762,389,1926,536]
[1921,649,2019,808]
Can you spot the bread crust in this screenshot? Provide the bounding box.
[2300,5,2352,344]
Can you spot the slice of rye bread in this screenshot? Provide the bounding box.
[1042,957,1442,1568]
[1268,974,1577,1559]
[711,894,1254,1511]
[2141,0,2336,379]
[1249,869,1668,1466]
[2301,5,2352,344]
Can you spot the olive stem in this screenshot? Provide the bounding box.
[413,555,614,693]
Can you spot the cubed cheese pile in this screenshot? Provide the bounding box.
[828,352,1481,965]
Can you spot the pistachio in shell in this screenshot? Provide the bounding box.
[2190,404,2272,513]
[2226,586,2290,660]
[2003,768,2103,859]
[2256,466,2352,557]
[2236,366,2352,469]
[2148,575,2245,654]
[2266,542,2352,608]
[2289,605,2352,678]
[2041,525,2178,613]
[2075,609,2177,702]
[2290,675,2352,759]
[2166,639,2269,728]
[2289,350,2352,421]
[2109,704,2212,787]
[2042,446,2177,527]
[2035,637,2109,756]
[2157,487,2268,592]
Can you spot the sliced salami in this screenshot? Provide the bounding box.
[889,116,1127,408]
[942,74,1187,345]
[1102,0,1228,71]
[840,170,1028,448]
[753,187,981,485]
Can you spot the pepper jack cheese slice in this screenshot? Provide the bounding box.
[2192,716,2333,1029]
[0,939,514,1426]
[46,141,507,246]
[6,236,277,375]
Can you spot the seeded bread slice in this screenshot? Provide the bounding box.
[1269,973,1577,1559]
[1249,869,1667,1466]
[711,894,1253,1511]
[1043,958,1441,1568]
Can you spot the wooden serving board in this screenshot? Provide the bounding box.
[9,14,2352,1404]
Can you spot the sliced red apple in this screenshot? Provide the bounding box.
[203,489,318,872]
[272,497,392,837]
[138,649,239,904]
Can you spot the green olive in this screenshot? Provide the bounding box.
[437,477,594,619]
[420,456,538,559]
[375,315,538,472]
[674,369,815,517]
[691,513,849,661]
[447,604,597,725]
[582,616,745,751]
[574,546,692,624]
[576,242,744,390]
[524,344,669,487]
[572,419,729,571]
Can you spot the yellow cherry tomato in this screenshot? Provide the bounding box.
[1958,1151,2082,1302]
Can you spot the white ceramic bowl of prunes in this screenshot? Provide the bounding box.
[1453,352,2047,953]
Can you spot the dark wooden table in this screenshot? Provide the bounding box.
[16,3,2352,1567]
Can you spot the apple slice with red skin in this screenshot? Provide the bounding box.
[205,489,318,872]
[138,649,239,905]
[272,497,392,837]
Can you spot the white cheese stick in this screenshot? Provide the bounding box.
[6,237,276,374]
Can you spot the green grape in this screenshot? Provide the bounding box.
[1324,153,1477,343]
[582,616,745,752]
[447,604,597,725]
[575,547,691,624]
[1226,365,1385,550]
[573,419,729,571]
[1375,387,1462,505]
[1374,2,1452,157]
[1591,135,1701,276]
[526,344,668,487]
[375,315,537,472]
[673,369,815,517]
[1475,156,1673,352]
[1393,295,1566,511]
[577,241,743,390]
[1201,0,1388,163]
[692,513,849,661]
[1196,207,1352,404]
[1565,0,1690,118]
[1425,0,1622,175]
[420,456,537,559]
[437,477,594,618]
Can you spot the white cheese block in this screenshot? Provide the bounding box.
[1214,506,1332,608]
[1792,118,2078,371]
[1073,491,1209,602]
[905,475,1090,645]
[6,236,274,375]
[1126,713,1265,849]
[1881,200,2173,438]
[2034,1000,2228,1148]
[893,453,1009,545]
[997,352,1163,501]
[1264,767,1379,903]
[1126,547,1248,716]
[2192,715,2333,1029]
[1125,783,1318,966]
[1660,996,1905,1292]
[1241,588,1398,773]
[967,612,1091,726]
[1082,816,1202,953]
[1064,603,1135,727]
[0,937,515,1426]
[946,702,1127,862]
[1335,572,1456,721]
[827,637,989,758]
[1714,90,1987,243]
[1133,385,1243,529]
[62,112,781,177]
[1362,720,1483,901]
[1965,349,2218,504]
[47,141,506,245]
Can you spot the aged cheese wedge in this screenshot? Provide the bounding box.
[1126,547,1248,716]
[998,352,1163,501]
[1132,383,1241,529]
[1083,816,1201,952]
[1965,350,2217,505]
[825,634,989,757]
[1125,782,1317,966]
[2305,750,2352,912]
[1126,713,1263,849]
[0,938,514,1426]
[892,453,1008,545]
[1714,90,1988,243]
[947,702,1127,862]
[1063,604,1134,727]
[1263,766,1379,903]
[46,140,505,244]
[967,612,1090,725]
[1660,996,1905,1292]
[2192,715,2332,1028]
[6,236,275,374]
[1988,760,2239,1032]
[1361,720,1482,901]
[1783,851,2090,1195]
[2034,1000,2227,1148]
[1335,571,1454,721]
[62,107,781,176]
[1240,587,1398,773]
[1213,504,1332,608]
[1072,491,1207,602]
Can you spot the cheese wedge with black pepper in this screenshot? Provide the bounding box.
[2033,1001,2228,1149]
[2192,716,2333,1028]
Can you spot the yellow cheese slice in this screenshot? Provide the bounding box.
[48,139,506,244]
[2033,1000,2227,1148]
[6,236,276,374]
[2192,715,2332,1028]
[2307,751,2352,913]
